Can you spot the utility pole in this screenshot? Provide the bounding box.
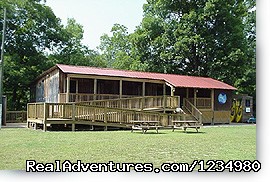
[0,7,7,129]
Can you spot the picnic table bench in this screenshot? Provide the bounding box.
[172,120,202,132]
[130,120,163,134]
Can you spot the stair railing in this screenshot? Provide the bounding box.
[183,98,203,124]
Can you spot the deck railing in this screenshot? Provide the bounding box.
[79,95,180,110]
[27,103,45,119]
[27,102,185,127]
[187,98,212,109]
[59,93,135,103]
[6,111,27,123]
[183,98,203,124]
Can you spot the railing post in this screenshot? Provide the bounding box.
[177,96,181,108]
[66,76,70,103]
[62,104,65,118]
[93,79,97,100]
[43,103,48,132]
[183,113,186,121]
[27,104,29,128]
[72,103,76,131]
[35,103,37,119]
[93,107,96,122]
[104,106,108,131]
[163,95,166,113]
[141,98,144,111]
[199,114,202,125]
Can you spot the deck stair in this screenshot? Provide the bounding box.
[27,103,184,131]
[27,96,203,131]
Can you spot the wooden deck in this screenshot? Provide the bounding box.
[27,96,191,131]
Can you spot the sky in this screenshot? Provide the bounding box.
[45,0,147,50]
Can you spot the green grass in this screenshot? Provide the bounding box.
[0,125,256,170]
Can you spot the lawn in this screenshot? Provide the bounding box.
[0,125,256,170]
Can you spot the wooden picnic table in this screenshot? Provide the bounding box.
[172,120,202,132]
[130,120,163,134]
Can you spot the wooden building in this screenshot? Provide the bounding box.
[27,64,236,131]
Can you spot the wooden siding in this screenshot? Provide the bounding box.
[46,69,59,103]
[214,89,233,111]
[35,79,45,102]
[201,110,230,124]
[33,69,60,103]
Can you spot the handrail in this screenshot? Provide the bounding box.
[6,111,27,123]
[78,95,180,110]
[27,102,185,127]
[186,98,212,109]
[58,93,136,103]
[183,98,202,124]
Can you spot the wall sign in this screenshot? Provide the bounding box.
[246,107,251,113]
[218,93,227,104]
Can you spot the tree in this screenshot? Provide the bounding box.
[132,0,250,86]
[234,0,256,115]
[49,18,106,68]
[0,0,67,110]
[0,0,106,110]
[98,24,147,71]
[131,0,256,113]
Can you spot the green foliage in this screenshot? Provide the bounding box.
[132,0,250,82]
[130,0,256,112]
[98,24,147,71]
[0,0,256,111]
[48,18,106,67]
[0,1,104,110]
[1,0,65,110]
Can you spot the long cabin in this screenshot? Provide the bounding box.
[27,64,236,131]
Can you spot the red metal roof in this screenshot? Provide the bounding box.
[56,64,236,90]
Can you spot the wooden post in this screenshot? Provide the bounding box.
[119,79,123,109]
[43,103,47,132]
[104,106,108,131]
[72,103,76,131]
[194,89,197,107]
[66,76,70,103]
[163,84,166,113]
[141,82,145,110]
[75,79,79,102]
[170,86,175,96]
[119,79,122,99]
[35,103,37,119]
[186,88,189,98]
[94,78,97,100]
[142,82,145,97]
[27,104,29,128]
[211,89,215,111]
[211,89,215,125]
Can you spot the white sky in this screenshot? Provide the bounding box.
[45,0,146,50]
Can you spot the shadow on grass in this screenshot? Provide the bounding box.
[184,131,206,134]
[172,130,206,134]
[130,131,168,135]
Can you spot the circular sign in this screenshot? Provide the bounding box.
[218,93,227,104]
